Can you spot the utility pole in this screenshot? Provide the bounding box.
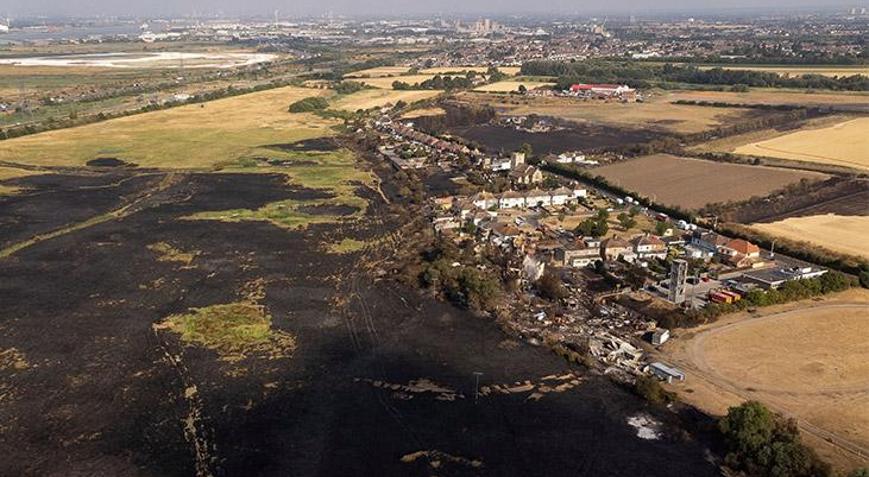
[473,372,483,404]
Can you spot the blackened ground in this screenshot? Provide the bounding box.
[0,170,720,477]
[447,123,659,155]
[265,138,340,152]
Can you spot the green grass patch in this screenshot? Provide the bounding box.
[159,303,296,359]
[326,238,368,254]
[190,148,374,230]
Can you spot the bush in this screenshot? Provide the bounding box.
[288,96,329,113]
[634,375,675,405]
[333,81,366,95]
[719,401,831,477]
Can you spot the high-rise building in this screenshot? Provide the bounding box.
[668,259,688,304]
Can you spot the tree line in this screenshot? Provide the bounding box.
[520,60,869,91]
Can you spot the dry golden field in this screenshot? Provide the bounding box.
[343,66,411,78]
[0,86,337,169]
[591,154,826,209]
[753,214,869,259]
[661,289,869,471]
[668,89,869,108]
[472,80,556,93]
[733,117,869,170]
[698,65,869,77]
[662,293,869,470]
[421,66,521,75]
[330,89,442,111]
[401,106,447,118]
[463,92,753,134]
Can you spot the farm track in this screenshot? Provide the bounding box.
[669,303,869,461]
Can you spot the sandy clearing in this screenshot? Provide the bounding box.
[734,117,869,171]
[753,214,869,259]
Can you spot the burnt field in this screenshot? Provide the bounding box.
[0,169,721,476]
[447,122,658,155]
[706,176,869,223]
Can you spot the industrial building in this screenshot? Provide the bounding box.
[648,362,685,384]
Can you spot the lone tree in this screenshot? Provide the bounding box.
[617,212,636,230]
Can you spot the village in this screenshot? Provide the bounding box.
[364,96,832,386]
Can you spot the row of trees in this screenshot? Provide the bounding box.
[393,74,475,91]
[521,60,869,91]
[656,270,854,329]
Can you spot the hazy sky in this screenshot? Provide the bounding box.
[0,0,852,17]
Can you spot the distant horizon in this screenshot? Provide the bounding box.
[0,0,861,20]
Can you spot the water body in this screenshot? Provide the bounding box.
[0,24,146,43]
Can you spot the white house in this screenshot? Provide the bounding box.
[499,190,526,209]
[471,191,499,209]
[550,187,573,206]
[525,189,552,207]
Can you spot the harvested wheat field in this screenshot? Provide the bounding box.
[753,214,869,259]
[331,89,441,111]
[0,86,337,169]
[592,154,826,210]
[473,80,555,93]
[733,117,869,171]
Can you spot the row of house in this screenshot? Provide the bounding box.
[690,231,762,268]
[568,83,638,101]
[465,187,587,210]
[555,234,668,267]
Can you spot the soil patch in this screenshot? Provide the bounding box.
[266,138,339,152]
[87,157,136,168]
